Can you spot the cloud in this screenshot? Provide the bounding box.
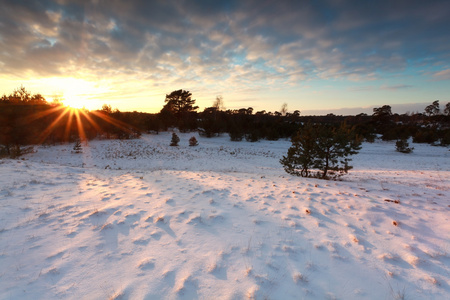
[349,85,377,92]
[432,69,450,80]
[381,84,414,91]
[0,0,449,97]
[349,84,414,92]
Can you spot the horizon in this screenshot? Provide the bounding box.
[1,1,449,114]
[1,85,437,116]
[0,85,438,116]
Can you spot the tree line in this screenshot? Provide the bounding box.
[154,89,450,147]
[1,87,449,159]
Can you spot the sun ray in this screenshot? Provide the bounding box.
[77,108,102,132]
[63,108,75,142]
[25,105,67,123]
[37,106,72,144]
[19,102,138,146]
[73,109,87,142]
[90,110,137,135]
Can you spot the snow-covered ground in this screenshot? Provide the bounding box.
[1,132,449,300]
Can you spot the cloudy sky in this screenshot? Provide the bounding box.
[1,0,449,114]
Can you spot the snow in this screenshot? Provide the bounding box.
[1,132,449,299]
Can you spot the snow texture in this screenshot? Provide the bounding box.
[1,132,449,299]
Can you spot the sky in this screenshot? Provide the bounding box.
[0,0,449,115]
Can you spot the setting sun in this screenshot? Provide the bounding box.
[25,77,108,111]
[63,96,93,110]
[52,78,106,111]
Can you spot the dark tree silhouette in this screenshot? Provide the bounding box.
[162,90,198,116]
[372,105,395,140]
[444,102,450,116]
[372,105,392,120]
[161,90,198,131]
[424,100,440,116]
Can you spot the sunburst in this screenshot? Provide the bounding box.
[25,104,136,145]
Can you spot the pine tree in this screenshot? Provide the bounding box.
[425,100,440,116]
[189,136,198,146]
[161,90,199,131]
[170,132,180,146]
[281,122,362,180]
[280,123,316,177]
[444,102,450,116]
[73,139,82,153]
[395,139,414,153]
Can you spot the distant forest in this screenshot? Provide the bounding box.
[1,86,449,157]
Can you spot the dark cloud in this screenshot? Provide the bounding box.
[0,0,449,87]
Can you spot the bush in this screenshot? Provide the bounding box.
[170,132,180,146]
[245,130,260,142]
[413,129,438,144]
[364,133,377,143]
[229,127,244,141]
[438,129,450,146]
[395,139,413,153]
[280,122,362,180]
[189,136,198,146]
[9,145,22,158]
[0,145,34,158]
[265,127,280,141]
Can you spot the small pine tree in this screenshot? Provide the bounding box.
[280,123,316,177]
[395,139,414,153]
[280,122,362,180]
[189,136,198,146]
[73,139,82,153]
[170,132,180,146]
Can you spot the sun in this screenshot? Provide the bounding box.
[62,92,101,110]
[63,96,92,110]
[37,77,106,111]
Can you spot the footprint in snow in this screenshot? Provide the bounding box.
[175,275,199,297]
[46,251,65,261]
[137,258,155,270]
[133,237,151,245]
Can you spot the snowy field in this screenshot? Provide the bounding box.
[0,132,449,300]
